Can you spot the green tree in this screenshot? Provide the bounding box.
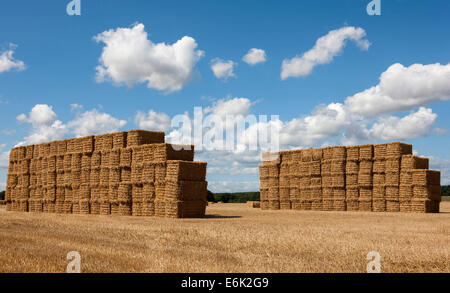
[0,191,5,201]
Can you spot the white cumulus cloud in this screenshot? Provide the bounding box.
[242,48,267,65]
[68,109,127,137]
[281,26,370,79]
[94,23,204,93]
[134,110,171,132]
[211,59,236,79]
[0,44,26,74]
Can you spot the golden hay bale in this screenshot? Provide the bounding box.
[410,199,439,213]
[358,172,372,187]
[331,159,345,173]
[413,185,441,201]
[312,148,323,161]
[346,174,358,186]
[373,143,387,159]
[359,144,373,160]
[119,148,132,168]
[373,173,385,186]
[131,164,143,185]
[372,200,386,212]
[126,130,165,147]
[345,186,359,200]
[90,168,101,186]
[289,187,299,200]
[359,160,373,173]
[412,169,440,186]
[345,160,358,174]
[401,155,429,171]
[331,173,345,188]
[268,187,279,201]
[113,131,127,149]
[268,200,280,210]
[333,187,346,200]
[331,146,346,160]
[358,199,372,212]
[386,186,399,201]
[81,136,94,154]
[333,200,346,211]
[166,161,207,182]
[399,184,413,200]
[400,171,412,185]
[118,184,132,203]
[359,187,372,200]
[322,187,333,200]
[120,167,131,184]
[386,142,412,158]
[373,160,385,174]
[142,202,155,217]
[259,189,269,201]
[386,200,400,212]
[91,151,102,168]
[301,148,312,162]
[322,199,334,211]
[309,161,321,176]
[109,149,120,168]
[119,203,132,216]
[346,146,359,161]
[279,187,290,201]
[385,172,399,186]
[346,200,359,211]
[280,200,291,210]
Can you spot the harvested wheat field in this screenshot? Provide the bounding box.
[0,203,449,273]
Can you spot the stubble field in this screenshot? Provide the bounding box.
[0,202,449,273]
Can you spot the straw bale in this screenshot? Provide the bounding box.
[309,161,321,176]
[63,171,71,187]
[279,163,289,177]
[261,152,280,163]
[292,150,302,162]
[331,159,345,173]
[399,185,412,200]
[179,201,207,218]
[142,202,155,216]
[32,145,40,159]
[44,186,55,202]
[399,201,412,213]
[108,185,119,203]
[55,200,65,214]
[333,200,346,211]
[261,200,270,210]
[385,172,399,186]
[247,201,261,209]
[372,185,385,199]
[101,151,111,168]
[358,172,372,187]
[386,142,412,157]
[40,158,48,172]
[109,167,120,186]
[322,187,333,200]
[333,187,346,200]
[7,174,17,187]
[142,163,155,184]
[99,186,109,202]
[91,152,101,168]
[359,187,373,200]
[90,168,100,186]
[268,187,279,201]
[386,200,400,212]
[289,199,300,210]
[413,185,441,201]
[346,146,359,161]
[119,148,132,168]
[359,144,373,160]
[386,186,399,201]
[301,148,312,162]
[155,181,166,200]
[299,162,309,177]
[132,202,144,217]
[154,200,166,217]
[332,173,345,188]
[346,174,358,186]
[72,202,80,214]
[154,143,195,162]
[312,148,323,161]
[62,187,71,202]
[331,146,346,160]
[113,131,127,149]
[310,177,321,187]
[81,168,90,185]
[400,172,412,185]
[299,176,311,187]
[79,184,91,201]
[47,156,56,172]
[359,160,373,173]
[345,186,359,200]
[289,162,301,177]
[372,200,386,212]
[118,184,132,203]
[401,155,429,171]
[66,139,75,154]
[42,143,51,157]
[120,167,131,184]
[266,162,279,177]
[290,187,299,200]
[311,200,323,211]
[279,150,293,162]
[279,187,290,201]
[280,200,291,210]
[45,202,56,213]
[279,176,289,187]
[127,130,165,147]
[268,176,279,187]
[142,183,155,202]
[155,162,166,183]
[56,156,64,173]
[63,202,72,214]
[410,199,439,213]
[132,185,144,203]
[373,160,385,173]
[260,189,269,201]
[322,175,332,187]
[100,202,111,215]
[259,164,270,178]
[78,136,93,154]
[322,199,334,211]
[90,201,100,214]
[56,172,65,187]
[358,199,372,212]
[111,203,119,215]
[57,140,67,156]
[412,169,440,186]
[322,147,333,160]
[385,157,401,172]
[269,200,280,210]
[346,160,358,174]
[321,160,331,175]
[99,168,110,186]
[109,149,120,168]
[374,143,387,159]
[346,200,359,211]
[166,161,207,182]
[25,145,34,159]
[102,134,113,151]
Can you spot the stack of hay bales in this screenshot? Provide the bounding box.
[5,130,208,218]
[258,142,441,213]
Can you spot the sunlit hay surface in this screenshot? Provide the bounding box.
[0,203,449,273]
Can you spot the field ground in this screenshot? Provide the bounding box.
[0,203,449,273]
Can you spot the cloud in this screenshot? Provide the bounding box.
[94,23,204,93]
[433,128,448,136]
[281,26,370,79]
[16,104,68,145]
[205,97,252,118]
[211,59,236,79]
[0,144,10,169]
[242,48,267,65]
[68,109,127,137]
[134,110,171,132]
[207,181,260,193]
[428,156,450,185]
[345,63,450,116]
[0,44,25,74]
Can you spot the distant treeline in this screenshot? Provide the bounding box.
[207,190,260,203]
[0,191,4,201]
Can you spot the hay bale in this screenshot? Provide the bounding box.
[410,199,439,213]
[345,186,359,200]
[64,171,72,187]
[90,168,100,186]
[142,202,155,216]
[166,161,207,182]
[310,177,321,187]
[118,184,132,203]
[101,151,111,168]
[113,131,127,149]
[309,161,321,176]
[412,169,440,186]
[386,142,412,157]
[333,187,345,200]
[333,200,346,211]
[373,173,385,185]
[279,176,290,187]
[346,200,359,211]
[299,176,311,187]
[346,146,359,161]
[401,155,429,170]
[385,172,399,186]
[359,160,373,173]
[331,160,345,173]
[332,173,345,188]
[359,144,373,160]
[399,201,412,213]
[290,187,299,200]
[268,200,280,210]
[154,200,166,217]
[268,187,279,201]
[385,157,401,172]
[386,200,400,212]
[153,143,194,162]
[374,143,387,159]
[25,145,34,159]
[81,168,90,185]
[331,146,346,160]
[108,185,119,203]
[91,152,101,168]
[322,187,333,200]
[154,163,166,183]
[358,199,372,212]
[279,187,290,201]
[321,160,331,176]
[372,200,386,212]
[322,199,334,211]
[345,160,358,174]
[120,167,131,184]
[359,187,373,200]
[301,148,312,162]
[372,185,385,199]
[109,167,120,186]
[400,172,412,185]
[131,164,143,185]
[358,172,372,187]
[80,136,94,154]
[260,189,269,202]
[280,200,291,210]
[142,163,155,184]
[127,130,165,147]
[311,200,323,211]
[119,203,132,216]
[109,149,120,168]
[57,140,67,156]
[373,160,385,174]
[399,184,413,200]
[300,200,312,210]
[261,200,270,210]
[119,148,132,168]
[258,164,270,178]
[386,186,399,201]
[100,202,111,215]
[132,202,144,217]
[413,185,441,201]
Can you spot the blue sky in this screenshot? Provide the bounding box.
[0,0,449,192]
